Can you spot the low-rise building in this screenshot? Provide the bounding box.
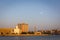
[14,25,22,34]
[0,28,13,35]
[35,32,42,35]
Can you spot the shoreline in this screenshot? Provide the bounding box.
[0,34,49,36]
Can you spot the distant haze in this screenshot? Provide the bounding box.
[0,0,60,31]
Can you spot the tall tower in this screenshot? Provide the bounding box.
[17,23,28,32]
[21,23,28,32]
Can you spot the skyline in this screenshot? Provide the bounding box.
[0,0,60,30]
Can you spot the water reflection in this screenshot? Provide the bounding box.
[0,35,60,40]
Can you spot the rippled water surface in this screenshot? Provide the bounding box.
[0,35,60,40]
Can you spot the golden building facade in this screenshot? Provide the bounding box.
[18,23,28,32]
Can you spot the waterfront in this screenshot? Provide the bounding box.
[0,35,60,40]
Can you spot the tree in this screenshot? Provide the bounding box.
[21,32,27,34]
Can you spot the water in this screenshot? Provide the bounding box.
[0,35,60,40]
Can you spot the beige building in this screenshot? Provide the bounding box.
[14,25,22,34]
[18,23,28,32]
[35,32,42,35]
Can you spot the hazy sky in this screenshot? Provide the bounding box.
[0,0,60,30]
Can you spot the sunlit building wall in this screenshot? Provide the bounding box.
[14,25,22,34]
[0,28,13,35]
[17,24,21,29]
[20,23,28,32]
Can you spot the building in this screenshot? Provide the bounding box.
[35,32,42,35]
[18,23,28,32]
[17,23,22,29]
[14,25,22,34]
[0,28,13,35]
[20,23,28,32]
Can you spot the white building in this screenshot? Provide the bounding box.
[14,25,22,34]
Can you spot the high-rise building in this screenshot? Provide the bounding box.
[17,24,22,29]
[17,23,28,32]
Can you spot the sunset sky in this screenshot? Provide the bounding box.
[0,0,60,30]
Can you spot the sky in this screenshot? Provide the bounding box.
[0,0,60,31]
